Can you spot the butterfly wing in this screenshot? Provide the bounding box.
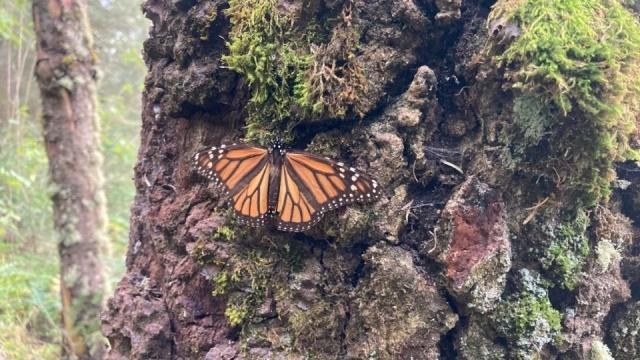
[193,144,271,227]
[275,163,321,232]
[229,160,272,227]
[275,151,381,232]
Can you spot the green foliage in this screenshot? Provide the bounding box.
[0,11,59,351]
[537,210,590,290]
[492,270,562,359]
[223,0,317,144]
[492,0,640,208]
[277,243,304,272]
[0,243,59,359]
[0,7,16,41]
[0,137,52,241]
[0,0,32,44]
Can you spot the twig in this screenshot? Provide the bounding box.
[162,184,177,193]
[411,202,441,209]
[401,200,414,224]
[428,228,438,253]
[143,174,152,188]
[523,196,550,225]
[440,159,464,174]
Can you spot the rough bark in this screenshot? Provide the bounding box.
[33,0,108,358]
[103,1,640,359]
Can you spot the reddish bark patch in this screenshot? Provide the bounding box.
[443,178,508,288]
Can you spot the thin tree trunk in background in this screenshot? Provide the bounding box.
[6,40,12,120]
[32,0,107,358]
[22,51,37,116]
[1,41,7,121]
[14,8,24,123]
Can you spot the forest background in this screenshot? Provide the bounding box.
[0,0,146,357]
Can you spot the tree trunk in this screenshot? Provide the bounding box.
[33,0,108,358]
[103,1,640,359]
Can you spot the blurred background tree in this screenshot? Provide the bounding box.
[0,0,146,358]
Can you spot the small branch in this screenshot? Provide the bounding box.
[523,196,550,225]
[440,159,464,174]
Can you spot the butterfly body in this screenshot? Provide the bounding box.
[193,141,380,232]
[266,144,285,215]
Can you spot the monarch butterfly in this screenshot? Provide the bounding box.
[192,141,381,232]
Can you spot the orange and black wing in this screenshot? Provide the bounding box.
[275,151,381,232]
[193,144,271,227]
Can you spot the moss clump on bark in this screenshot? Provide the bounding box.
[592,206,632,272]
[299,4,367,119]
[223,1,366,143]
[537,210,590,290]
[212,225,235,242]
[345,245,458,359]
[192,233,307,330]
[223,0,315,144]
[491,270,562,359]
[287,300,347,357]
[213,248,274,325]
[491,0,640,208]
[224,303,250,327]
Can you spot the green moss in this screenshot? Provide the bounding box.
[224,303,249,326]
[492,271,562,359]
[275,243,304,273]
[211,270,230,296]
[223,0,318,144]
[537,210,590,290]
[212,225,235,242]
[223,1,365,143]
[302,13,366,119]
[204,240,307,328]
[492,0,640,208]
[197,9,217,40]
[214,249,273,326]
[287,300,345,357]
